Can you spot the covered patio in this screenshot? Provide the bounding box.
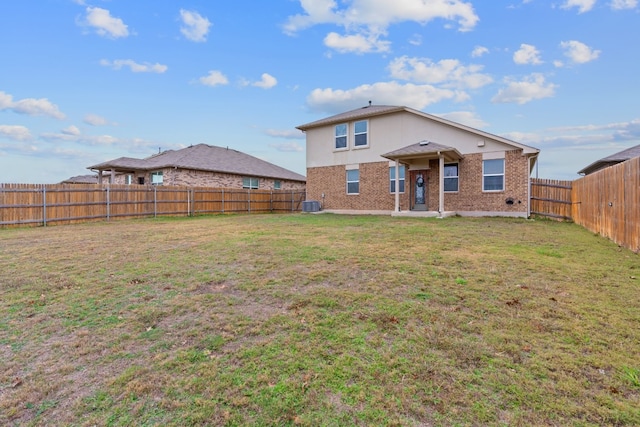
[381,141,462,218]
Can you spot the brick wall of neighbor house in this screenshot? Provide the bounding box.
[440,150,529,213]
[152,168,305,190]
[307,161,410,210]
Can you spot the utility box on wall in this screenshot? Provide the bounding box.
[302,200,321,212]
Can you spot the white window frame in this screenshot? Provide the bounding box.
[335,123,348,150]
[151,171,163,185]
[444,163,459,192]
[346,169,359,194]
[353,120,368,148]
[243,177,259,189]
[125,174,133,185]
[483,159,505,192]
[389,165,405,193]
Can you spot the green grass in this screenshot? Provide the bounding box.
[0,214,639,426]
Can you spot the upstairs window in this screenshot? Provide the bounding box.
[444,163,459,192]
[243,177,259,189]
[346,169,359,194]
[151,171,163,185]
[483,159,504,191]
[389,165,405,193]
[335,123,347,149]
[354,120,368,147]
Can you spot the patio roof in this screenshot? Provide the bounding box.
[381,141,463,162]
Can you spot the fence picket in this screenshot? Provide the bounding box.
[0,183,306,228]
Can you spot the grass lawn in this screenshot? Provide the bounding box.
[0,214,639,426]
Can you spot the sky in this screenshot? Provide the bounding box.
[1,0,639,183]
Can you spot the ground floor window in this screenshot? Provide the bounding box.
[346,169,359,194]
[151,171,163,185]
[125,174,133,185]
[444,163,459,192]
[274,180,281,190]
[483,159,504,191]
[243,177,259,189]
[389,165,405,193]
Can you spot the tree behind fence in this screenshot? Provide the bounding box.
[0,184,306,228]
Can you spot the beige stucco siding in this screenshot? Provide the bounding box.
[306,110,523,169]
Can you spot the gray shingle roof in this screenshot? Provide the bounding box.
[578,143,640,175]
[88,144,306,182]
[297,105,405,130]
[381,141,462,160]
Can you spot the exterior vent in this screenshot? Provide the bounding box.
[302,200,321,212]
[419,140,430,146]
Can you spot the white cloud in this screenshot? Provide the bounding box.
[560,0,597,13]
[471,45,489,58]
[513,44,543,65]
[491,73,557,104]
[560,40,601,64]
[284,0,479,53]
[0,125,32,141]
[179,9,211,42]
[253,73,278,89]
[285,0,478,33]
[306,81,462,113]
[324,31,391,54]
[0,91,66,119]
[265,129,305,139]
[269,142,304,152]
[198,70,229,87]
[435,111,489,129]
[100,59,168,73]
[61,125,81,136]
[409,34,423,46]
[611,0,638,10]
[388,56,493,89]
[82,7,129,38]
[84,114,109,126]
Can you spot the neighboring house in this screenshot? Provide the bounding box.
[578,144,640,175]
[297,105,540,217]
[87,143,306,191]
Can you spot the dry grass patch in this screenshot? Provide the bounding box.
[0,214,638,426]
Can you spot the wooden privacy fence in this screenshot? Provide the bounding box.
[572,157,640,253]
[530,178,573,220]
[0,184,306,228]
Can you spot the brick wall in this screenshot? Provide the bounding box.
[308,150,529,214]
[111,168,305,191]
[442,150,529,213]
[307,161,410,210]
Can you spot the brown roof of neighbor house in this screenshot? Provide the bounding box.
[381,141,463,161]
[297,104,539,155]
[88,144,306,182]
[578,143,640,175]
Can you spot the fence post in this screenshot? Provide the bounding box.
[42,186,47,227]
[154,186,157,218]
[248,189,251,213]
[106,186,110,221]
[221,189,225,213]
[291,190,294,212]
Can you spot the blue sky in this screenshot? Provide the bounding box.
[1,0,638,183]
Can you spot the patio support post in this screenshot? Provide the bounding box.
[110,169,116,184]
[394,159,400,212]
[438,154,445,216]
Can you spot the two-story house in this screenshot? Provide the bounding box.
[297,105,539,217]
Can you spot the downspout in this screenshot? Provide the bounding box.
[394,159,400,212]
[438,153,445,217]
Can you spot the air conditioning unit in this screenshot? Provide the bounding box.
[302,200,321,212]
